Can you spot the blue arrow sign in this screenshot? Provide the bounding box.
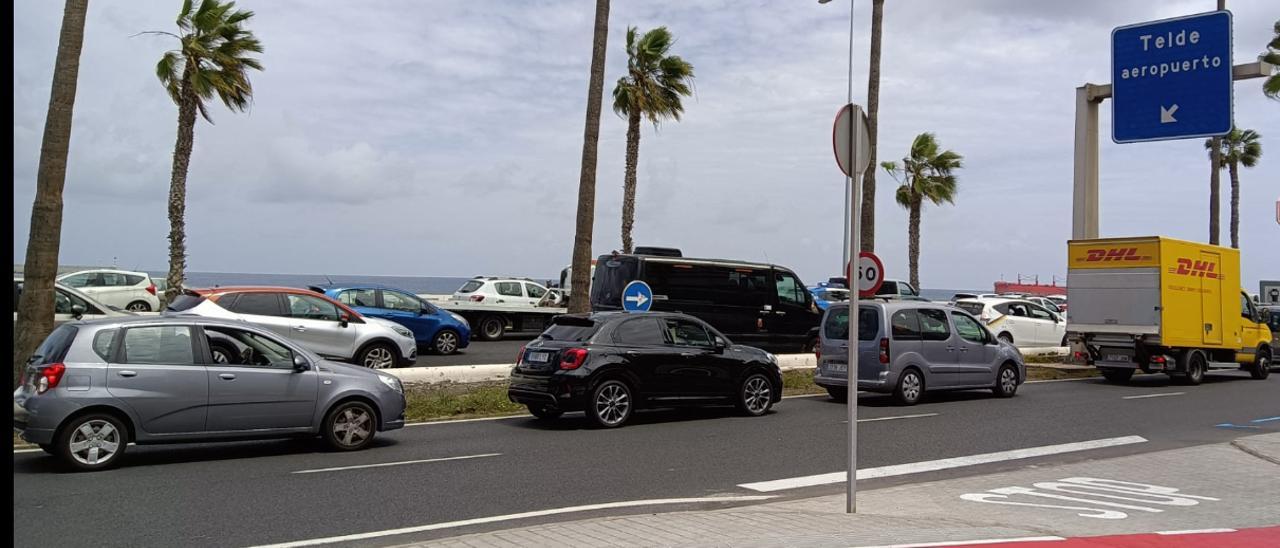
[1112,11,1232,144]
[621,280,653,313]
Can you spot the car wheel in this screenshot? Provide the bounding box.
[826,386,848,403]
[992,363,1019,398]
[358,343,396,369]
[1100,367,1134,383]
[432,329,460,355]
[322,401,377,451]
[736,373,774,416]
[586,379,632,428]
[1178,351,1206,386]
[125,300,151,312]
[893,369,924,406]
[209,341,238,364]
[998,333,1014,345]
[477,315,505,341]
[56,414,127,471]
[1249,348,1270,380]
[528,405,562,420]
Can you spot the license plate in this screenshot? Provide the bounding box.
[1105,354,1130,363]
[526,351,550,364]
[828,363,847,373]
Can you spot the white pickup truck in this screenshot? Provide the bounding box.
[423,277,566,341]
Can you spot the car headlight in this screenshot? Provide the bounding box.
[378,374,403,393]
[448,311,469,327]
[765,352,779,365]
[390,324,413,339]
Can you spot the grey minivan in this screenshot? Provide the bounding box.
[814,302,1026,405]
[13,316,407,471]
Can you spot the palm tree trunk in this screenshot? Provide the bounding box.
[908,198,921,291]
[164,73,199,306]
[620,109,641,254]
[568,0,610,314]
[13,0,89,384]
[1209,139,1221,245]
[860,0,884,253]
[1229,160,1240,249]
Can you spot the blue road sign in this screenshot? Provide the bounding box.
[1112,11,1232,144]
[621,280,653,313]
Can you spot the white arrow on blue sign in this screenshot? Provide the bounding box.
[1112,10,1232,144]
[621,280,653,313]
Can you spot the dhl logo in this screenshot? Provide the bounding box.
[1080,247,1150,262]
[1169,258,1219,279]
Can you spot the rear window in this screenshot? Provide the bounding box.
[30,324,78,365]
[823,307,880,341]
[955,302,985,317]
[166,294,206,312]
[125,274,145,286]
[92,329,118,360]
[457,280,484,293]
[589,256,640,309]
[539,316,599,342]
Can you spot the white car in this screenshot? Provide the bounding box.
[953,297,1067,348]
[451,277,560,308]
[1022,295,1063,313]
[13,278,134,324]
[56,269,159,312]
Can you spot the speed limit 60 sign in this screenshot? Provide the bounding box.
[846,252,885,298]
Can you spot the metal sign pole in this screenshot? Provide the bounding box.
[846,104,862,514]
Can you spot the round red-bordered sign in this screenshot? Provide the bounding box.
[846,252,885,298]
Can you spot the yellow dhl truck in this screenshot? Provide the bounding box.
[1066,236,1272,384]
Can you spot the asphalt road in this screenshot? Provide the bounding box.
[412,338,530,367]
[13,371,1279,548]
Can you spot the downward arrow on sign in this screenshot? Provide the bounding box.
[1160,104,1179,124]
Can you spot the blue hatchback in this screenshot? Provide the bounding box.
[310,284,471,355]
[808,283,850,311]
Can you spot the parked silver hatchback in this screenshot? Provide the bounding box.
[814,301,1026,405]
[13,316,407,471]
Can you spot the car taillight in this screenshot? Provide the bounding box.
[879,338,890,364]
[516,345,526,364]
[815,346,821,362]
[146,283,157,296]
[37,363,66,394]
[470,295,485,302]
[560,348,588,370]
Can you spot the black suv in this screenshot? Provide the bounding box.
[508,312,782,428]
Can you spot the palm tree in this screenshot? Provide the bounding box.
[13,0,90,383]
[568,0,611,314]
[860,0,885,252]
[612,26,694,254]
[1206,128,1263,249]
[1264,20,1279,99]
[881,133,962,290]
[148,0,262,305]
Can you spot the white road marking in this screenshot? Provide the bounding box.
[843,413,939,424]
[246,495,775,548]
[738,436,1148,492]
[405,415,524,427]
[1122,392,1184,400]
[292,453,501,474]
[1251,416,1280,423]
[1156,528,1236,535]
[855,537,1065,548]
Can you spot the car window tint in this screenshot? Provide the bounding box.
[166,294,205,312]
[122,326,195,365]
[227,293,282,316]
[525,283,547,299]
[203,326,295,368]
[663,318,713,347]
[338,289,377,308]
[125,274,145,286]
[495,282,523,297]
[92,329,117,360]
[1028,305,1053,321]
[775,271,807,307]
[1240,293,1252,318]
[917,309,951,341]
[458,280,484,293]
[61,273,90,288]
[644,262,770,307]
[890,310,922,340]
[31,325,78,365]
[381,291,420,313]
[612,318,665,346]
[952,312,986,343]
[286,294,341,321]
[877,281,898,295]
[824,307,880,341]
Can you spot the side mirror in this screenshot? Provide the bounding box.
[293,354,311,371]
[714,337,727,354]
[71,304,86,319]
[339,313,350,328]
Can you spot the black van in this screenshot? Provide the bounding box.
[588,253,822,353]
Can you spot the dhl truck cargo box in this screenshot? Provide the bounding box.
[1066,236,1272,384]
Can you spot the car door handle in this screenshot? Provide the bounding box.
[117,370,137,378]
[946,346,956,352]
[219,373,237,380]
[958,347,969,352]
[680,352,697,358]
[625,351,639,357]
[292,325,307,332]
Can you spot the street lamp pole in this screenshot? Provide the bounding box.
[821,0,857,276]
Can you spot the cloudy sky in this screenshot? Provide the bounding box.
[13,0,1280,291]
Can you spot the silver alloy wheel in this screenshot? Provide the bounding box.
[435,331,458,354]
[901,372,922,402]
[743,376,770,414]
[68,420,121,466]
[332,407,372,447]
[594,383,630,426]
[1000,367,1018,394]
[362,346,394,369]
[126,301,150,312]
